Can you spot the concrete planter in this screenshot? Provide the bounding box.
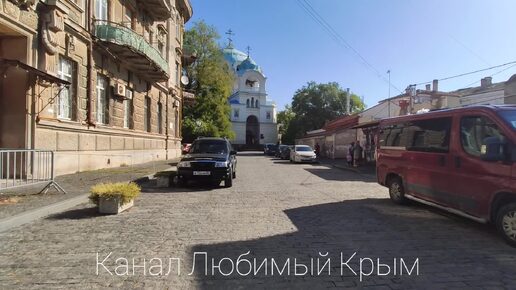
[154,169,178,188]
[98,196,134,214]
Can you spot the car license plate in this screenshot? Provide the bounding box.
[193,171,211,176]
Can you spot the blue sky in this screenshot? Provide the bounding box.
[188,0,516,110]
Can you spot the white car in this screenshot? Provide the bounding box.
[290,145,317,163]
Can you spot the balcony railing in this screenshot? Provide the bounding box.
[94,21,169,81]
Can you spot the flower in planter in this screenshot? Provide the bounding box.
[89,182,141,206]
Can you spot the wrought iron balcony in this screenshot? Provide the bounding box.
[94,21,169,82]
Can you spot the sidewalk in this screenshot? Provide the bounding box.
[318,157,376,176]
[0,159,178,222]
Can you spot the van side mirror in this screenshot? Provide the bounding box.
[230,150,237,155]
[480,137,506,162]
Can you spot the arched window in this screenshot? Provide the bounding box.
[251,97,254,108]
[255,99,259,107]
[246,99,250,107]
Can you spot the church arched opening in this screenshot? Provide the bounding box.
[245,115,260,146]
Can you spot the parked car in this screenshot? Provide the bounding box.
[290,145,317,163]
[264,143,278,156]
[376,105,516,246]
[177,137,237,187]
[280,146,293,160]
[275,145,289,158]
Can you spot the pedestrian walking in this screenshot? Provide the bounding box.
[348,142,355,167]
[353,142,363,167]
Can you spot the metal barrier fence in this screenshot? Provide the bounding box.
[0,149,66,194]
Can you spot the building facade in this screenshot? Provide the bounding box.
[0,0,193,175]
[222,44,277,147]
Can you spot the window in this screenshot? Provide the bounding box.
[57,57,76,120]
[175,62,180,86]
[251,97,254,108]
[144,97,151,132]
[404,118,451,152]
[144,25,151,43]
[246,99,250,108]
[381,124,406,147]
[158,41,165,56]
[256,100,259,107]
[266,111,271,120]
[123,89,133,129]
[176,16,182,42]
[124,6,134,29]
[499,110,516,130]
[157,102,163,134]
[380,117,451,153]
[174,109,179,137]
[96,75,108,124]
[461,116,505,157]
[157,27,167,56]
[234,109,239,118]
[190,140,228,155]
[95,0,108,21]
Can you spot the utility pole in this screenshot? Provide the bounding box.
[346,88,350,115]
[387,70,391,117]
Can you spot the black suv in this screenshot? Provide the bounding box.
[177,137,237,187]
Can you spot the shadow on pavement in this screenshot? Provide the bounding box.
[236,152,266,157]
[304,167,377,183]
[189,198,511,288]
[46,206,98,220]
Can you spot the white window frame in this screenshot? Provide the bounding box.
[144,97,151,132]
[57,57,75,120]
[95,0,108,21]
[96,75,108,124]
[157,102,163,134]
[123,89,133,129]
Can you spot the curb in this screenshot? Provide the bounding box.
[0,194,89,233]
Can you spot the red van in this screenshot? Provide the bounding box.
[376,105,516,246]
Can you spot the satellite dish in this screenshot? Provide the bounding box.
[181,75,189,86]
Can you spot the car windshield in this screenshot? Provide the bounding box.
[500,110,516,130]
[296,146,313,152]
[189,140,228,154]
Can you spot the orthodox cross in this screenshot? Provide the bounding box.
[225,29,235,47]
[246,45,252,57]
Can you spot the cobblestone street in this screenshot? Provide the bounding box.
[0,152,515,289]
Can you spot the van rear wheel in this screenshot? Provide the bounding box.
[388,177,406,205]
[496,203,516,247]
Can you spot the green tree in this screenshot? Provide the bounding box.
[277,105,297,144]
[283,82,366,141]
[182,21,235,142]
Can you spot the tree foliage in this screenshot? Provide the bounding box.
[279,81,366,144]
[182,21,235,142]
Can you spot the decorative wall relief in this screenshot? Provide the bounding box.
[7,0,36,11]
[41,4,66,55]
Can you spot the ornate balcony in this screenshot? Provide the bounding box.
[176,0,193,22]
[144,0,172,21]
[94,21,169,82]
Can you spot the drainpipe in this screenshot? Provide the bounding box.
[86,0,94,127]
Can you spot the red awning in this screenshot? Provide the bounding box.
[351,120,380,129]
[322,115,359,132]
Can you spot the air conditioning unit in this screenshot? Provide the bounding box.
[115,83,126,97]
